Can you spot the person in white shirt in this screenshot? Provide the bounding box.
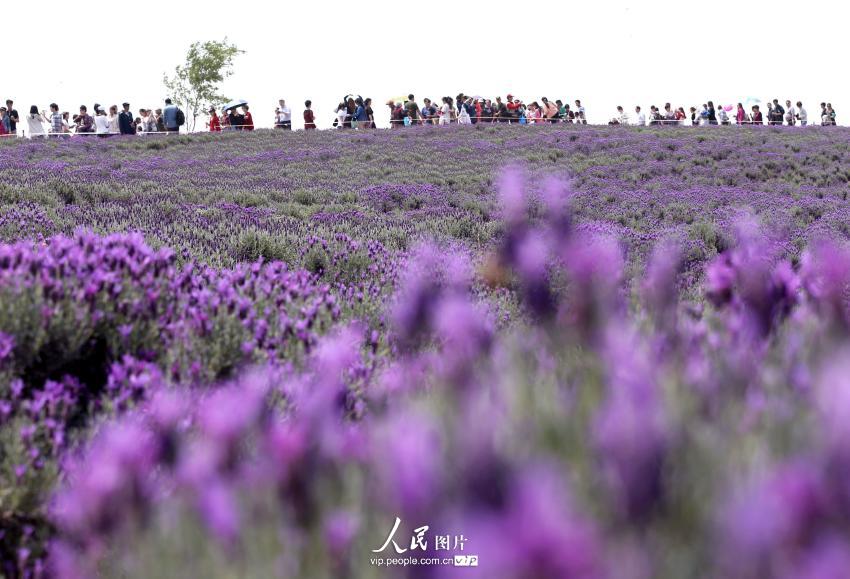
[439,97,452,125]
[277,99,292,129]
[796,101,807,126]
[574,99,586,124]
[139,109,156,132]
[94,106,110,135]
[107,105,120,134]
[610,106,629,125]
[26,105,47,137]
[334,103,347,128]
[634,106,646,126]
[717,106,730,125]
[457,99,472,125]
[784,100,796,126]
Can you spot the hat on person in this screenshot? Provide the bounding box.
[506,94,514,99]
[122,102,130,107]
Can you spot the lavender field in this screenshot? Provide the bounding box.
[2,125,850,578]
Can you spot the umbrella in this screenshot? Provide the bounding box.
[222,99,248,112]
[722,105,734,112]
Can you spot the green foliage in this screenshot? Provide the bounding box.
[234,230,296,264]
[163,38,243,131]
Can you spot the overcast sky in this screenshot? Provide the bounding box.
[6,0,848,130]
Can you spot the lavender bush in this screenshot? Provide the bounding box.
[2,126,850,577]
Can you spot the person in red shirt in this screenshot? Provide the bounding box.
[241,105,254,130]
[304,100,316,129]
[0,108,7,136]
[506,94,522,121]
[208,107,221,132]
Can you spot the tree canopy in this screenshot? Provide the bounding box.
[163,38,243,131]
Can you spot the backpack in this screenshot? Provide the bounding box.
[176,108,186,127]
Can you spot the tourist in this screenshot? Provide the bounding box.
[163,98,180,133]
[0,108,7,136]
[242,105,254,130]
[46,104,64,135]
[353,97,369,129]
[304,100,316,129]
[796,101,807,126]
[820,102,828,125]
[659,103,672,125]
[609,106,627,125]
[506,95,522,121]
[483,99,495,122]
[107,105,120,134]
[404,94,419,126]
[230,107,244,130]
[46,103,63,134]
[137,109,151,132]
[43,103,61,135]
[718,105,730,125]
[826,103,836,125]
[5,99,18,134]
[207,107,221,132]
[437,97,451,125]
[154,109,165,132]
[364,98,375,128]
[74,106,94,133]
[24,105,46,137]
[751,105,763,124]
[337,103,348,128]
[675,107,686,124]
[784,100,795,126]
[457,98,472,124]
[635,106,646,126]
[707,101,717,125]
[420,98,434,124]
[276,99,291,129]
[94,106,109,136]
[575,99,586,124]
[344,98,355,128]
[769,99,784,125]
[736,103,746,124]
[61,112,71,133]
[524,102,541,124]
[542,97,558,123]
[119,103,135,135]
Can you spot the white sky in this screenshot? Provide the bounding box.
[6,0,848,130]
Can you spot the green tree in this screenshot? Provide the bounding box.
[163,38,243,132]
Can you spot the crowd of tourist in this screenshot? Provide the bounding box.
[609,99,837,127]
[0,99,192,137]
[382,94,587,126]
[0,94,840,137]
